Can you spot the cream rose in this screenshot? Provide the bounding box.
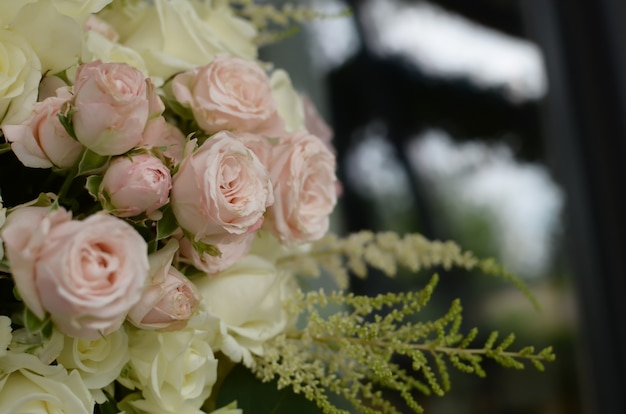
[97,0,257,82]
[264,130,338,244]
[270,69,305,133]
[52,0,112,20]
[56,327,129,393]
[8,0,83,74]
[122,315,219,414]
[101,153,172,218]
[171,132,274,245]
[195,255,299,367]
[72,61,152,156]
[172,55,284,136]
[3,94,84,169]
[9,326,65,365]
[0,28,41,126]
[0,352,93,413]
[128,239,200,331]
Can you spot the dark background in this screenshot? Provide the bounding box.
[260,0,626,413]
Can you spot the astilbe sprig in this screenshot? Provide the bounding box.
[277,231,539,309]
[227,0,351,45]
[254,231,556,413]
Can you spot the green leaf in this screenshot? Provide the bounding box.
[24,307,51,337]
[0,142,12,155]
[85,175,103,200]
[57,107,78,141]
[156,204,179,241]
[77,149,110,176]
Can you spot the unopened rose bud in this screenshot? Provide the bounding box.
[128,266,200,331]
[101,153,172,218]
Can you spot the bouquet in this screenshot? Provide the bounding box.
[0,1,554,413]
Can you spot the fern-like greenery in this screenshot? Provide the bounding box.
[253,232,555,413]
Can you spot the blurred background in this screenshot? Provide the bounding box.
[257,0,626,412]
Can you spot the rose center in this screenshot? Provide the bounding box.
[81,243,119,287]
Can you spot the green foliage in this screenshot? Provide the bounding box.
[253,275,555,414]
[277,231,539,309]
[255,231,555,413]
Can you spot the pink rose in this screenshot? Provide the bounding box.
[170,131,274,245]
[172,55,284,136]
[178,232,255,275]
[72,61,151,156]
[128,240,200,331]
[140,117,185,164]
[265,130,338,244]
[302,95,334,150]
[2,95,84,169]
[238,132,274,167]
[0,206,72,319]
[2,208,149,339]
[101,153,172,218]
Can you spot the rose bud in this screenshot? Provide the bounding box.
[128,240,200,331]
[101,153,172,218]
[2,93,83,169]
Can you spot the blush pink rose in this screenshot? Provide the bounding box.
[0,206,72,319]
[178,232,255,275]
[1,208,149,339]
[101,153,172,218]
[265,130,338,244]
[302,95,334,150]
[170,131,274,245]
[2,94,84,169]
[128,266,199,331]
[72,61,153,156]
[128,240,199,331]
[139,117,185,164]
[34,214,149,339]
[172,55,284,136]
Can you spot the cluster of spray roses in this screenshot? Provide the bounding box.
[0,1,338,412]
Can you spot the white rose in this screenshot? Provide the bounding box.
[83,30,150,79]
[9,0,83,74]
[0,28,41,125]
[98,0,258,82]
[52,0,112,20]
[56,327,130,392]
[195,255,299,367]
[0,352,94,413]
[210,402,242,414]
[271,69,305,133]
[10,327,65,365]
[0,316,11,358]
[122,314,219,414]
